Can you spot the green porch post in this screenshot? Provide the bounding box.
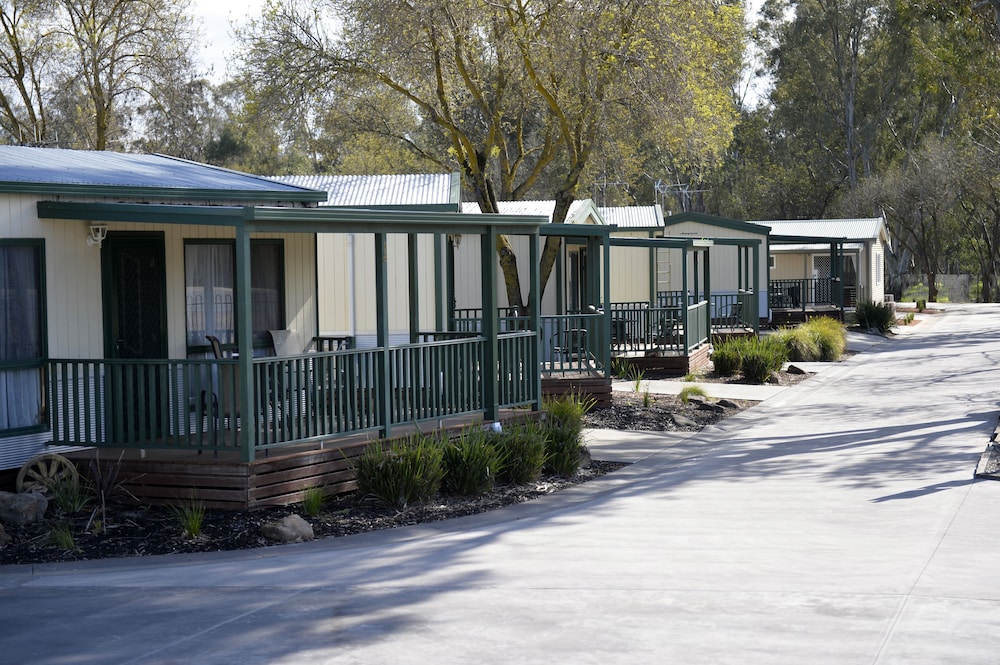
[556,240,564,314]
[481,227,499,421]
[704,247,712,336]
[649,230,656,307]
[408,234,419,343]
[528,231,542,410]
[375,232,391,438]
[602,232,611,376]
[681,248,690,353]
[235,221,256,462]
[752,242,761,334]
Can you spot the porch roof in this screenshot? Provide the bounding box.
[36,201,546,235]
[0,146,325,203]
[664,211,771,235]
[757,218,888,245]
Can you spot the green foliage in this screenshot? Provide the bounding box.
[711,337,746,376]
[354,436,446,509]
[741,336,788,384]
[542,395,592,478]
[855,300,896,334]
[776,318,846,362]
[916,298,927,312]
[611,357,632,379]
[902,312,915,324]
[643,389,653,407]
[678,385,709,404]
[48,475,92,515]
[301,486,326,517]
[442,428,503,496]
[495,421,548,484]
[48,523,76,551]
[544,393,595,431]
[682,371,703,382]
[171,495,206,539]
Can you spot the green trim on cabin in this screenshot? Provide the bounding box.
[2,181,325,202]
[664,211,771,235]
[37,201,545,236]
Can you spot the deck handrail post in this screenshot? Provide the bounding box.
[481,226,499,421]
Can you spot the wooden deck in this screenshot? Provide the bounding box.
[63,410,538,510]
[612,343,712,377]
[541,373,613,408]
[770,306,843,326]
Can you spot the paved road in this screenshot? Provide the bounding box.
[2,304,1000,664]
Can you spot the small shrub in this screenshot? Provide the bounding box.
[711,337,744,376]
[678,385,709,404]
[902,312,915,325]
[630,367,645,393]
[49,475,92,515]
[856,300,896,334]
[442,428,503,496]
[48,523,76,550]
[544,393,595,431]
[775,326,820,362]
[741,336,788,384]
[916,298,926,312]
[354,435,446,509]
[643,389,652,407]
[496,421,548,484]
[301,486,326,517]
[804,316,847,361]
[682,371,702,382]
[610,357,631,379]
[171,495,206,539]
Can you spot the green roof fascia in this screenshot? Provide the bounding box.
[38,200,545,235]
[540,223,614,239]
[769,234,850,244]
[319,203,461,213]
[610,236,709,250]
[663,211,771,235]
[12,181,325,203]
[708,237,762,247]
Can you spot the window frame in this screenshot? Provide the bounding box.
[183,239,285,357]
[0,239,48,437]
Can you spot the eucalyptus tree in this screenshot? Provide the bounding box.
[0,0,56,144]
[236,0,745,310]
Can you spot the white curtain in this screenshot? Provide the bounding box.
[185,244,235,348]
[0,245,42,430]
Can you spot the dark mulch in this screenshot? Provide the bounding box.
[1,368,810,566]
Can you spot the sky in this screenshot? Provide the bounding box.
[190,0,266,82]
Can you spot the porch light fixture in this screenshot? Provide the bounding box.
[86,223,108,248]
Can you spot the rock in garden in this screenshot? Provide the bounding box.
[261,514,314,544]
[685,393,707,404]
[578,446,592,469]
[786,364,808,375]
[718,399,741,410]
[0,491,47,525]
[697,401,727,413]
[672,414,699,428]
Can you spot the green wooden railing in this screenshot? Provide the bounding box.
[47,334,538,454]
[769,278,840,310]
[539,313,606,376]
[687,301,710,351]
[607,304,685,354]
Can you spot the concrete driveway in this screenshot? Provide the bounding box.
[2,304,1000,664]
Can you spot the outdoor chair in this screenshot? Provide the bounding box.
[551,328,589,364]
[206,335,240,431]
[711,301,743,328]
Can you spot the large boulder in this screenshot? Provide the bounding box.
[0,491,48,525]
[260,514,314,544]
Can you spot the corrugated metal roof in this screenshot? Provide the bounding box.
[0,146,321,198]
[755,218,886,241]
[461,199,603,224]
[272,173,458,207]
[598,205,663,229]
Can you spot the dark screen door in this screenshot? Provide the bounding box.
[103,234,167,441]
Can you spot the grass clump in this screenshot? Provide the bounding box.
[354,435,446,509]
[775,317,846,362]
[171,495,206,539]
[855,300,896,334]
[742,335,788,383]
[301,486,326,517]
[48,475,92,515]
[711,336,747,376]
[442,428,503,496]
[495,421,548,484]
[678,385,709,404]
[48,523,77,550]
[542,394,594,478]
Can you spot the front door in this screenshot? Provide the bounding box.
[103,233,167,441]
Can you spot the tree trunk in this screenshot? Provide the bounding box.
[927,272,938,302]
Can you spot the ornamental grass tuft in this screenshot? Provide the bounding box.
[442,427,503,496]
[354,435,446,509]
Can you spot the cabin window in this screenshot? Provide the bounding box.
[0,242,45,434]
[184,240,285,356]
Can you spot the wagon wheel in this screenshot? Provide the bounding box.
[16,453,79,494]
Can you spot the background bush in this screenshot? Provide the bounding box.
[710,336,745,376]
[354,435,445,509]
[542,394,594,477]
[775,318,846,362]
